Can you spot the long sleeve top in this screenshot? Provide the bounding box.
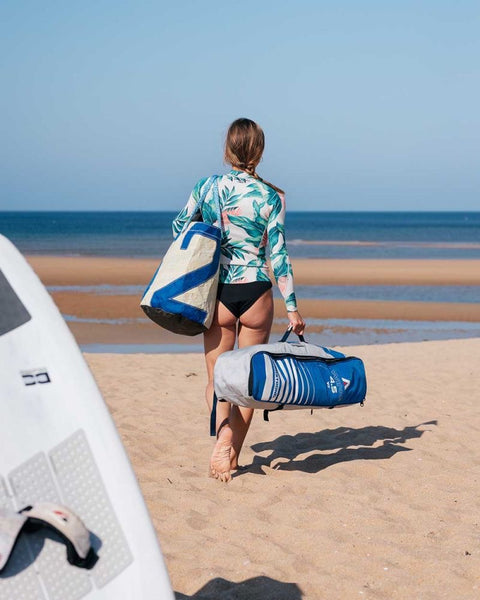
[172,169,297,311]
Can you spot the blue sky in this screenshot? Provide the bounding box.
[0,1,479,211]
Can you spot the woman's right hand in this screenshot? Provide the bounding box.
[287,310,305,336]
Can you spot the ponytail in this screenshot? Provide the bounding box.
[225,118,284,195]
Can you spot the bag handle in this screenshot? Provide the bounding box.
[212,177,222,227]
[279,326,305,343]
[182,175,222,234]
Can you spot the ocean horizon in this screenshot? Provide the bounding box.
[1,211,479,259]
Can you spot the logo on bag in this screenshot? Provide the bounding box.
[21,369,51,386]
[342,377,351,389]
[327,376,338,394]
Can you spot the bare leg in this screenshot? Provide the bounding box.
[209,400,233,482]
[204,302,236,482]
[229,405,254,470]
[230,289,274,469]
[203,303,236,412]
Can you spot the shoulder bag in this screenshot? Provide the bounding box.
[140,176,222,336]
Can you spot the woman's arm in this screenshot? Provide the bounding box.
[267,191,305,334]
[267,191,297,310]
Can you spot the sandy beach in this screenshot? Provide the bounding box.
[86,338,480,599]
[4,3,479,597]
[24,254,480,597]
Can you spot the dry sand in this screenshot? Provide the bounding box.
[86,338,480,600]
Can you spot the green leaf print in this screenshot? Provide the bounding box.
[285,293,297,310]
[195,177,210,200]
[228,215,265,237]
[266,188,280,207]
[223,265,246,282]
[222,190,244,209]
[220,265,229,281]
[222,240,247,260]
[202,202,218,225]
[273,261,289,278]
[252,199,263,220]
[242,186,267,202]
[268,225,281,251]
[256,268,271,282]
[221,182,232,202]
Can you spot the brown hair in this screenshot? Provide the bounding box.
[224,118,284,194]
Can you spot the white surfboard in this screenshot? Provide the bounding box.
[0,235,174,600]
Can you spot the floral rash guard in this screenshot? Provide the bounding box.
[172,169,298,312]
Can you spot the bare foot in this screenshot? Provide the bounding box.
[210,425,233,483]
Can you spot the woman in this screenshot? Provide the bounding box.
[173,118,305,483]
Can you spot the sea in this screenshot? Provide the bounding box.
[1,211,479,350]
[1,211,480,259]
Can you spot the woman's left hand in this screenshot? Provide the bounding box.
[287,310,305,336]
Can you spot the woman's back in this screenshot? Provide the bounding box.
[173,169,297,310]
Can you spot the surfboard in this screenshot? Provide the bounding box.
[0,235,174,600]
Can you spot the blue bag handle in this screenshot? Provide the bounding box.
[181,176,222,235]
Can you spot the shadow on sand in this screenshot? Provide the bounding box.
[234,421,437,476]
[175,576,302,599]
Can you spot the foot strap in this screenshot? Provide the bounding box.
[0,509,27,571]
[0,503,98,573]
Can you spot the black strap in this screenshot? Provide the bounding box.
[279,327,305,343]
[263,405,284,422]
[210,393,217,437]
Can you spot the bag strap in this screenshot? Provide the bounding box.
[210,392,217,437]
[182,175,222,234]
[263,405,284,422]
[279,326,305,343]
[212,177,222,227]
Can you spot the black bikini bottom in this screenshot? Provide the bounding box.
[217,281,272,319]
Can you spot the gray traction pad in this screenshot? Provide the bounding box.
[0,478,13,511]
[0,536,46,600]
[50,430,133,588]
[0,269,31,337]
[9,452,60,507]
[8,454,92,600]
[0,431,132,599]
[0,476,46,600]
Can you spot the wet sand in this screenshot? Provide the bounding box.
[27,256,480,347]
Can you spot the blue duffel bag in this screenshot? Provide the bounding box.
[212,328,367,434]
